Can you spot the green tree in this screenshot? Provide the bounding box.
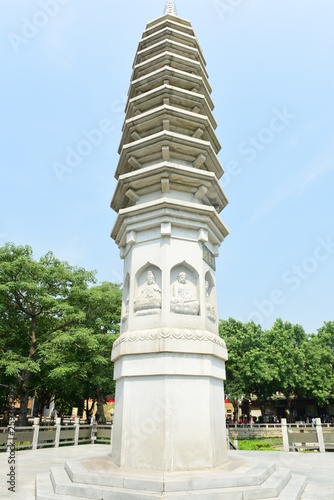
[0,243,95,425]
[40,282,122,423]
[219,318,276,419]
[304,321,334,407]
[265,318,308,420]
[82,282,122,422]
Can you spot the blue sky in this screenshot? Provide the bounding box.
[1,0,333,334]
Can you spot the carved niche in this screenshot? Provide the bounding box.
[205,271,216,322]
[170,265,199,316]
[121,273,130,323]
[134,266,162,316]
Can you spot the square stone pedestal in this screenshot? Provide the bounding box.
[111,328,228,471]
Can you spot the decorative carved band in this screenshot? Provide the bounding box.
[113,328,226,349]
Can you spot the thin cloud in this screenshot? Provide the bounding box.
[290,121,325,147]
[250,175,299,225]
[299,153,334,194]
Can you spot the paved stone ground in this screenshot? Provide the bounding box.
[239,450,334,499]
[1,445,334,499]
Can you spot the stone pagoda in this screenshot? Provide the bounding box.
[35,3,307,498]
[110,0,229,472]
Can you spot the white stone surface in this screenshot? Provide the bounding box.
[110,5,229,480]
[111,351,228,471]
[34,449,308,499]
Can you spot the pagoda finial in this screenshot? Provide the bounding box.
[163,0,177,16]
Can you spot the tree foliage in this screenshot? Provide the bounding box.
[219,317,334,420]
[0,243,95,424]
[265,319,308,408]
[40,282,122,422]
[219,318,277,417]
[0,243,123,425]
[304,322,334,406]
[1,242,333,424]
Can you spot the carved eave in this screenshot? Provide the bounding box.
[134,38,206,69]
[125,84,216,129]
[110,9,229,262]
[132,51,211,93]
[128,66,212,105]
[115,130,224,179]
[144,17,193,38]
[119,104,221,154]
[111,162,228,213]
[133,51,209,85]
[138,25,198,52]
[111,199,229,250]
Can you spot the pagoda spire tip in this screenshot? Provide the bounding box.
[163,0,177,16]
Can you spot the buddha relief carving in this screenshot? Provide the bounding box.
[134,269,161,316]
[205,272,216,322]
[170,270,199,315]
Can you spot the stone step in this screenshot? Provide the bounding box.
[160,467,290,500]
[51,467,110,498]
[241,467,291,500]
[36,460,306,500]
[64,457,277,490]
[37,469,162,499]
[261,473,307,500]
[65,458,165,491]
[36,473,89,500]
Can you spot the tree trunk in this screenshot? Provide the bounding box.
[17,313,37,426]
[96,390,106,424]
[232,399,238,423]
[37,392,50,422]
[18,378,30,426]
[259,403,266,420]
[285,396,292,423]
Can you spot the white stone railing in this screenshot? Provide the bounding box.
[2,418,334,453]
[281,418,334,452]
[226,423,283,440]
[227,420,334,452]
[0,418,112,452]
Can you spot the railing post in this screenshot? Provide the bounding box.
[91,417,97,444]
[281,418,289,452]
[32,418,40,450]
[55,417,61,448]
[316,418,325,452]
[74,417,80,446]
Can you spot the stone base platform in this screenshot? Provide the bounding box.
[36,454,307,499]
